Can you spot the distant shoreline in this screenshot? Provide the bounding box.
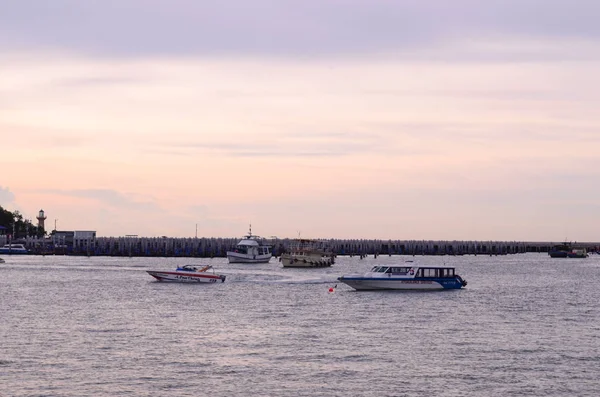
[2,236,598,257]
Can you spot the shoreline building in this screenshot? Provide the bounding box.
[51,230,97,254]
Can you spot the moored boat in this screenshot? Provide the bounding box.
[567,248,588,258]
[226,225,272,264]
[0,244,29,255]
[338,262,467,291]
[549,243,588,258]
[280,239,335,268]
[548,243,571,258]
[146,265,226,283]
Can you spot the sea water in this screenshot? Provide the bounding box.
[1,253,599,396]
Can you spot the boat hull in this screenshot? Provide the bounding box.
[147,271,225,283]
[226,252,272,264]
[0,249,29,255]
[549,250,588,258]
[281,255,333,268]
[338,277,465,291]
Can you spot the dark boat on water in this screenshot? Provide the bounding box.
[549,243,570,258]
[549,243,588,258]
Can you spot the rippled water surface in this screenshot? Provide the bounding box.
[2,253,600,396]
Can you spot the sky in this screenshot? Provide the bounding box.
[1,0,599,241]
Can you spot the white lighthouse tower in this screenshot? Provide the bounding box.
[37,209,47,231]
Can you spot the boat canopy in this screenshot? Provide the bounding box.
[237,239,260,246]
[369,265,457,277]
[2,244,26,248]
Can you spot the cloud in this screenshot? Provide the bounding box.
[0,123,96,149]
[1,1,599,58]
[0,186,16,205]
[157,130,387,158]
[55,76,146,88]
[39,189,159,210]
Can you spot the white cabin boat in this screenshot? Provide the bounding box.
[280,239,335,268]
[226,226,272,264]
[338,262,467,291]
[567,248,588,258]
[0,243,29,255]
[146,265,226,283]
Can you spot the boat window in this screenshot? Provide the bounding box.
[371,266,380,272]
[377,267,389,273]
[416,269,424,277]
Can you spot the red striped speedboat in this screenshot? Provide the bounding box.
[147,265,226,283]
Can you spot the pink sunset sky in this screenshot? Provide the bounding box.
[1,0,599,241]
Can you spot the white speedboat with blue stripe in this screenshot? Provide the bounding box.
[338,263,467,291]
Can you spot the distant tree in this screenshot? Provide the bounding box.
[36,224,45,238]
[0,206,44,238]
[0,205,13,228]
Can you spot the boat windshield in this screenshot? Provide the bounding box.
[370,266,390,273]
[389,267,412,274]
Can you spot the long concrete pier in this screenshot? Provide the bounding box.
[2,235,598,257]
